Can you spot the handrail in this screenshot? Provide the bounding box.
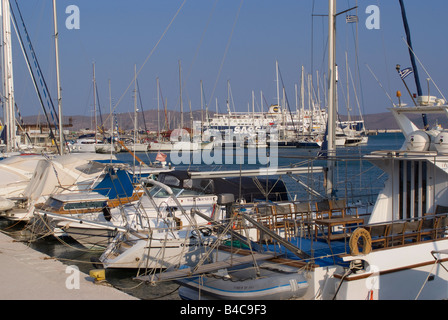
[358,212,448,229]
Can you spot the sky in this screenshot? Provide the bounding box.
[7,0,448,119]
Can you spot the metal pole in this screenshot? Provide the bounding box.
[2,0,15,152]
[326,0,336,197]
[53,0,63,154]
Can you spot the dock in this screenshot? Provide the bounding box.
[0,231,138,300]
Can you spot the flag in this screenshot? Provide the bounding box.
[346,15,358,23]
[156,152,167,162]
[399,67,413,80]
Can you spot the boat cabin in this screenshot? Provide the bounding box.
[36,193,109,215]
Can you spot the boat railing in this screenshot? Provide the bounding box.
[230,198,366,243]
[360,211,448,250]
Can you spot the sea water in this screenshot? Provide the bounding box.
[0,132,404,300]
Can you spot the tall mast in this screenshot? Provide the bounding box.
[252,90,255,115]
[157,77,160,139]
[2,0,15,152]
[109,79,113,153]
[202,80,209,124]
[134,64,138,147]
[200,80,204,128]
[178,60,183,129]
[301,66,305,121]
[276,60,280,108]
[398,0,421,97]
[326,0,336,197]
[398,0,427,129]
[346,51,351,121]
[226,80,231,115]
[52,0,63,154]
[93,63,97,144]
[308,74,313,134]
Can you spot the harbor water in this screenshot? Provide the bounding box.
[0,132,404,300]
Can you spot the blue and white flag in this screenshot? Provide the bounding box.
[399,67,413,80]
[346,15,358,23]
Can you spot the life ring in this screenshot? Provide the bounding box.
[349,228,372,255]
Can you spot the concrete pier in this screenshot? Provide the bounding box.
[0,231,138,300]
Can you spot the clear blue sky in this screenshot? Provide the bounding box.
[9,0,448,119]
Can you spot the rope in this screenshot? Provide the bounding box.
[415,259,438,300]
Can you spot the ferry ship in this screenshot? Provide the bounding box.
[202,104,328,147]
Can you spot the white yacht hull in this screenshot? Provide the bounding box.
[101,231,216,269]
[308,239,448,300]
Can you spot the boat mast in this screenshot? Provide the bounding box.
[92,63,97,144]
[2,0,15,152]
[346,51,351,122]
[398,0,428,129]
[134,64,138,148]
[398,0,422,97]
[326,0,336,197]
[109,79,113,154]
[276,60,280,108]
[301,66,305,133]
[157,77,160,139]
[308,74,313,135]
[179,60,183,130]
[200,80,204,136]
[52,0,63,154]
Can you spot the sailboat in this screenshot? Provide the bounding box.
[0,2,137,224]
[137,0,448,300]
[295,67,326,148]
[96,168,292,268]
[68,63,110,154]
[150,61,213,152]
[30,159,167,248]
[0,0,51,212]
[0,153,122,222]
[123,65,149,153]
[336,51,368,147]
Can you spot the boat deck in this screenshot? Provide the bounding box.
[260,236,350,267]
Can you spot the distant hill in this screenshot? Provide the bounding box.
[19,109,447,132]
[21,109,208,133]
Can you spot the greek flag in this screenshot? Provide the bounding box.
[399,67,413,80]
[346,15,358,23]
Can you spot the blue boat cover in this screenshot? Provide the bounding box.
[93,167,134,199]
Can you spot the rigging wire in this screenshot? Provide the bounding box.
[103,0,187,126]
[10,1,61,153]
[182,0,219,108]
[208,0,244,112]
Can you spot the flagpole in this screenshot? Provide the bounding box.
[396,64,417,107]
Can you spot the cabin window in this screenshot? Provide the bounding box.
[149,187,172,198]
[64,201,106,210]
[44,198,64,211]
[183,179,214,194]
[75,162,105,175]
[183,179,196,189]
[159,175,181,187]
